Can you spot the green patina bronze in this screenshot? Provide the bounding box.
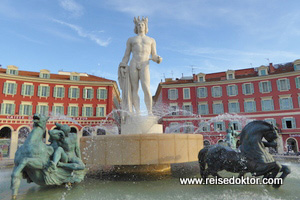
[225,124,240,150]
[11,114,86,199]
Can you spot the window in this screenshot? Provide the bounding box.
[38,85,50,97]
[53,86,65,98]
[68,105,79,117]
[182,104,193,115]
[198,76,204,82]
[282,118,296,129]
[21,84,34,96]
[40,73,50,79]
[227,74,233,80]
[214,122,225,132]
[242,83,254,95]
[168,89,178,100]
[260,69,267,76]
[211,86,222,98]
[229,121,242,131]
[213,103,224,114]
[96,106,106,117]
[169,122,180,133]
[198,104,209,115]
[83,88,94,99]
[1,103,15,115]
[70,75,80,81]
[259,81,272,93]
[197,87,207,98]
[69,87,79,99]
[97,88,107,99]
[52,105,64,115]
[184,122,194,133]
[169,104,178,116]
[244,100,256,113]
[261,99,274,111]
[226,70,235,80]
[19,104,32,116]
[264,119,276,127]
[82,106,93,117]
[228,102,240,113]
[279,97,293,110]
[36,105,48,115]
[3,82,17,95]
[277,79,290,91]
[199,122,210,132]
[183,88,190,99]
[227,85,238,96]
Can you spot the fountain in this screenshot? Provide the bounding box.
[80,16,203,175]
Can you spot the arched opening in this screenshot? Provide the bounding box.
[0,127,12,158]
[204,140,211,147]
[70,127,77,133]
[236,140,240,149]
[97,128,106,135]
[18,127,30,147]
[82,127,93,136]
[287,138,298,153]
[217,139,224,144]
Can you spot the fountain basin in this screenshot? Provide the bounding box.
[80,134,203,173]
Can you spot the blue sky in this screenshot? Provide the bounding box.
[1,0,300,107]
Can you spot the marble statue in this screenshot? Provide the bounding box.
[11,114,86,199]
[119,16,162,115]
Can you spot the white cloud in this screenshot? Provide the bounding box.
[58,0,84,17]
[52,19,111,47]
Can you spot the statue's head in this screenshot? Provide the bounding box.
[55,123,70,137]
[134,16,148,34]
[33,113,49,129]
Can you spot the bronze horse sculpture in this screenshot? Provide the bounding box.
[11,114,86,199]
[198,120,291,187]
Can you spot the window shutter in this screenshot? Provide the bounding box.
[242,84,245,95]
[296,77,300,89]
[234,85,238,95]
[82,107,85,117]
[104,89,107,99]
[19,105,23,115]
[279,99,283,110]
[91,89,94,99]
[222,122,225,131]
[289,98,293,109]
[197,88,200,98]
[21,84,25,95]
[68,88,72,98]
[67,106,71,116]
[28,105,32,116]
[214,122,217,131]
[38,86,41,97]
[250,83,254,94]
[36,105,40,114]
[190,105,193,114]
[270,100,274,110]
[237,103,240,113]
[268,81,272,92]
[97,89,100,99]
[96,107,100,117]
[244,102,248,112]
[211,87,215,97]
[292,118,296,128]
[53,87,57,98]
[3,82,8,93]
[46,86,50,97]
[29,85,34,96]
[13,83,17,95]
[76,88,80,98]
[253,102,256,112]
[282,119,287,129]
[287,79,290,90]
[277,80,281,91]
[1,104,5,114]
[259,82,263,93]
[226,86,230,96]
[221,103,224,113]
[62,87,65,98]
[83,88,87,99]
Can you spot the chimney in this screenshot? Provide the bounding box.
[193,74,197,82]
[269,63,275,73]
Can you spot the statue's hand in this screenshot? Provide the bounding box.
[155,55,162,64]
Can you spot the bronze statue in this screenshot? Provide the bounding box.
[225,124,240,149]
[198,120,291,188]
[11,114,86,199]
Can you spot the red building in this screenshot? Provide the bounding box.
[0,65,120,159]
[153,59,300,154]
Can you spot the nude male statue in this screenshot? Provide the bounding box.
[119,16,162,115]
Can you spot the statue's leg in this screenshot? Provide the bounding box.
[140,65,152,115]
[58,158,85,170]
[129,63,140,114]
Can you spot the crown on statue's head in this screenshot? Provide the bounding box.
[133,16,148,34]
[133,16,148,25]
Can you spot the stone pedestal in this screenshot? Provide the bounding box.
[80,134,203,174]
[121,115,163,135]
